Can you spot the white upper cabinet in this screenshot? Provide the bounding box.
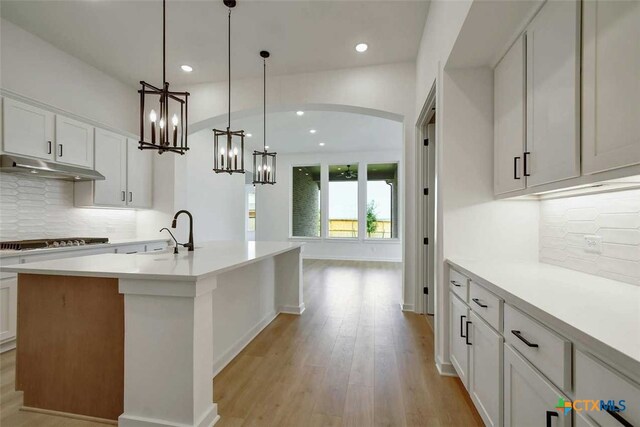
[582,0,640,174]
[494,36,526,195]
[2,98,54,160]
[126,138,152,209]
[92,128,127,207]
[525,0,581,187]
[55,115,94,169]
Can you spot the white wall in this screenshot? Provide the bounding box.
[0,19,138,134]
[150,62,418,306]
[256,150,402,262]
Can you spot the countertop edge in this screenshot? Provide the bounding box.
[446,259,640,382]
[0,238,170,259]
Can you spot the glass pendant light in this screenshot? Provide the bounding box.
[253,51,276,185]
[213,0,245,174]
[138,0,190,155]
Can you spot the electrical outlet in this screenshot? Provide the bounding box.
[584,235,602,254]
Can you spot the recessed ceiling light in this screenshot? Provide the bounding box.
[246,133,252,137]
[309,129,316,134]
[296,111,304,116]
[355,43,368,53]
[319,142,325,146]
[180,65,193,72]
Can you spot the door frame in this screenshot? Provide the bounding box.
[415,80,438,316]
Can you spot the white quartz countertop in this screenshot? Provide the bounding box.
[0,241,303,281]
[0,237,169,259]
[447,258,640,372]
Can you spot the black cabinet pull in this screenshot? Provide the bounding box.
[472,298,488,308]
[58,144,63,157]
[465,321,472,345]
[607,407,633,427]
[513,156,521,179]
[450,280,461,287]
[47,141,52,154]
[546,411,558,427]
[121,191,126,202]
[129,192,133,203]
[511,330,539,348]
[460,315,466,338]
[524,151,531,176]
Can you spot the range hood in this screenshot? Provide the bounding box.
[0,154,105,181]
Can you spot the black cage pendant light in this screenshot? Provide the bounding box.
[213,0,245,174]
[252,51,277,185]
[138,0,190,155]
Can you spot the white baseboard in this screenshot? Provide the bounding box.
[436,357,458,377]
[303,255,402,263]
[400,303,415,312]
[119,403,218,427]
[279,303,306,315]
[0,339,16,354]
[212,311,278,377]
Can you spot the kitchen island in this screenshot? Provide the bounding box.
[0,240,304,427]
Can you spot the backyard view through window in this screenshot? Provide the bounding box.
[329,164,359,238]
[367,163,398,238]
[291,165,321,237]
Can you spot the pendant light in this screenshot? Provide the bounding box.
[213,0,245,174]
[138,0,190,155]
[252,51,277,185]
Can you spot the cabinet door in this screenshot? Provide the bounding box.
[494,35,526,195]
[504,345,571,427]
[2,98,54,160]
[582,0,640,174]
[525,0,580,187]
[449,292,470,389]
[55,115,94,168]
[94,128,126,207]
[126,138,152,208]
[0,276,18,344]
[469,311,503,427]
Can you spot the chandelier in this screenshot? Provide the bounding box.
[138,0,190,155]
[252,51,277,185]
[213,0,245,174]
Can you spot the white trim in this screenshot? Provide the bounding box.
[436,357,458,377]
[0,339,16,354]
[279,303,306,315]
[119,405,220,427]
[211,310,278,377]
[304,255,402,263]
[400,303,415,312]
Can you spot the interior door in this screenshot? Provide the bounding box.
[422,123,436,315]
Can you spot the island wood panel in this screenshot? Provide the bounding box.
[16,274,124,421]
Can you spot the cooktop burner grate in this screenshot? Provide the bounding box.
[0,238,109,251]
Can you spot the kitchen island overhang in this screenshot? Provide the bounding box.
[1,241,304,427]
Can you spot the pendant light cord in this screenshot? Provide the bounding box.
[162,0,166,85]
[263,57,266,152]
[228,8,231,128]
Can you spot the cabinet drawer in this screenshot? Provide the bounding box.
[115,244,146,254]
[504,304,571,391]
[449,267,469,302]
[469,281,502,331]
[575,350,640,427]
[145,241,168,252]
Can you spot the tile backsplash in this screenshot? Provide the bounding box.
[0,173,136,241]
[539,188,640,285]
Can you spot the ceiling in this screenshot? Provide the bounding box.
[1,0,430,87]
[214,109,402,154]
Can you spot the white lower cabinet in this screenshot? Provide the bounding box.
[469,311,503,427]
[504,344,571,427]
[0,275,18,350]
[449,291,470,389]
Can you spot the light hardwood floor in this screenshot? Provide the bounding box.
[0,259,482,427]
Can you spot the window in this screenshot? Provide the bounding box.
[328,164,359,238]
[366,163,398,239]
[291,165,321,237]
